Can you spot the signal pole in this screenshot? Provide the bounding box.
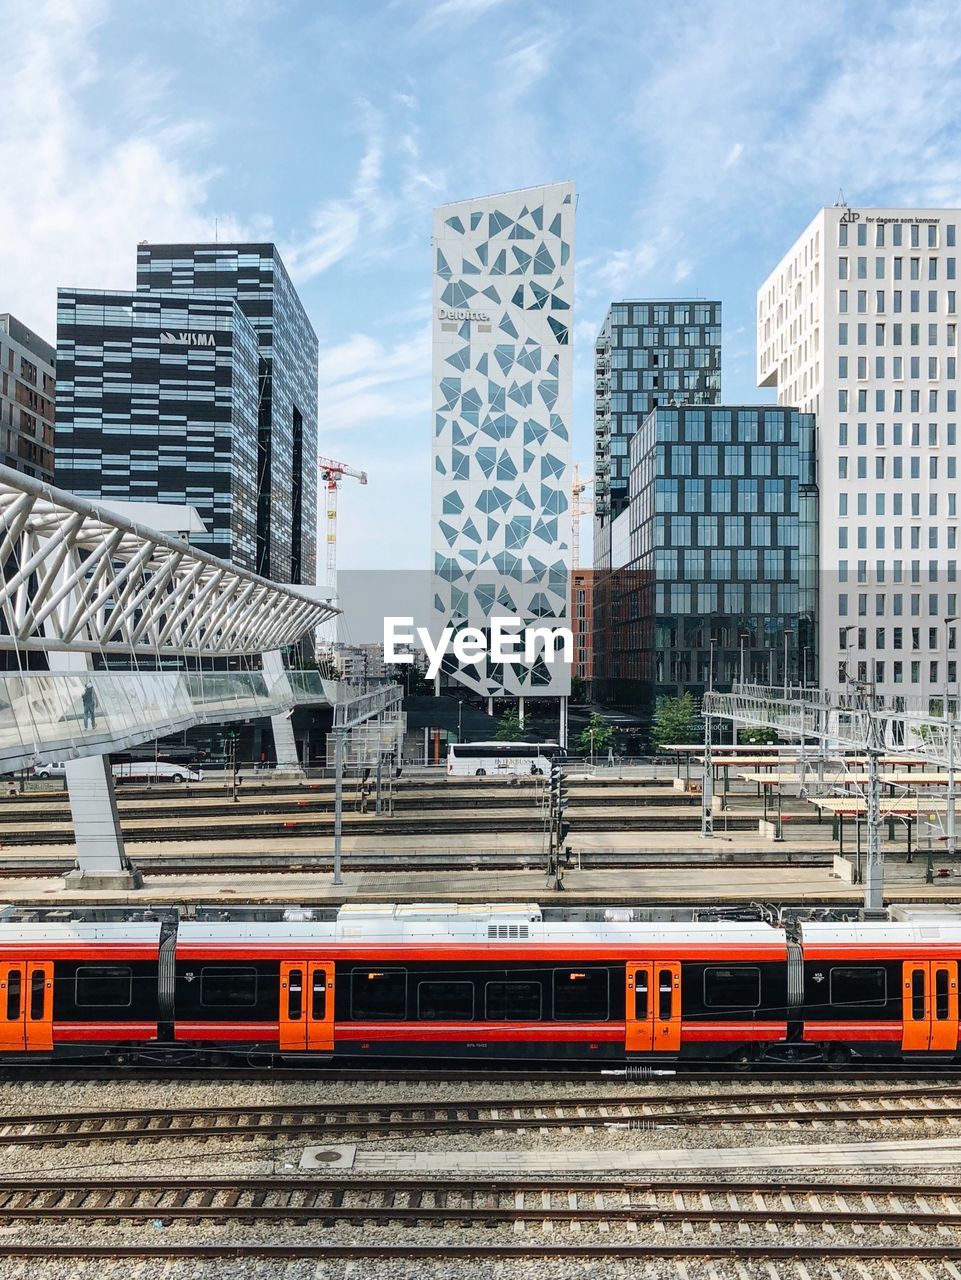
[547,759,569,890]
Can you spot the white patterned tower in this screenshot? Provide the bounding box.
[431,183,575,707]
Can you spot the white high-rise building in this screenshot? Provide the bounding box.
[430,183,575,711]
[758,206,961,706]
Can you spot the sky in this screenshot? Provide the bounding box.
[4,0,961,578]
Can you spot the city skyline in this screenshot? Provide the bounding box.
[3,0,961,572]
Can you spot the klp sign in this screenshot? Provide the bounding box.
[385,616,573,679]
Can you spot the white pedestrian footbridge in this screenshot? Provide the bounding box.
[0,465,402,886]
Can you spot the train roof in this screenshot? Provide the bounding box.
[177,902,787,947]
[801,918,961,946]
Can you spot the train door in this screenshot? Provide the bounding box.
[279,961,335,1052]
[901,961,959,1052]
[625,964,653,1052]
[626,962,680,1054]
[0,962,53,1053]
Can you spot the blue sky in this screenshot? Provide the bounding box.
[4,0,961,574]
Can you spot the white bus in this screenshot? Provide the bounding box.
[447,741,564,777]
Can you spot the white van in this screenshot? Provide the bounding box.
[112,761,203,784]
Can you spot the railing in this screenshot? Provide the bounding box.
[0,667,340,773]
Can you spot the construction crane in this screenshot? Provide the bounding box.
[571,464,595,570]
[318,456,368,601]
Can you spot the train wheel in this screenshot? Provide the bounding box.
[475,769,487,776]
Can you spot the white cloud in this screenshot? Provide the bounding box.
[419,0,511,29]
[672,258,692,283]
[0,0,249,341]
[723,142,744,168]
[317,325,432,434]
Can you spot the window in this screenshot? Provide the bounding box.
[5,970,20,1021]
[553,968,609,1020]
[485,981,542,1021]
[200,967,257,1008]
[75,965,132,1007]
[418,981,474,1021]
[830,967,886,1007]
[350,968,407,1019]
[703,967,761,1008]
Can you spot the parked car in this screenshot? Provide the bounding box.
[32,761,66,779]
[112,761,203,784]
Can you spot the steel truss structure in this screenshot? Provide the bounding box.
[0,465,336,657]
[702,683,958,910]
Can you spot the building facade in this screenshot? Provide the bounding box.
[758,207,961,703]
[572,568,596,685]
[598,404,817,708]
[54,289,260,567]
[592,300,721,700]
[431,183,575,701]
[0,313,55,483]
[136,243,318,585]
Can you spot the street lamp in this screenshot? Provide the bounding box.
[802,645,811,690]
[945,617,958,858]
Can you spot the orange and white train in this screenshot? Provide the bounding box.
[0,902,956,1066]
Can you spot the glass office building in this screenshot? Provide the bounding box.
[593,300,721,556]
[136,244,318,585]
[55,289,260,567]
[597,404,818,708]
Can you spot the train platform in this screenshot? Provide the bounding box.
[1,844,960,905]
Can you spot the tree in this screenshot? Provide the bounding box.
[737,725,778,746]
[650,693,701,752]
[576,710,615,757]
[569,675,589,705]
[494,710,527,742]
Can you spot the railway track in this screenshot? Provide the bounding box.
[0,1174,958,1232]
[5,1081,961,1145]
[0,847,834,876]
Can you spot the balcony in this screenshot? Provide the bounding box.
[594,377,609,394]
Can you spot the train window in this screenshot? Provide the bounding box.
[658,969,673,1020]
[634,971,649,1020]
[830,967,887,1008]
[311,970,327,1021]
[200,967,258,1008]
[912,968,925,1020]
[286,968,304,1021]
[417,982,474,1021]
[936,968,950,1021]
[485,981,542,1021]
[5,970,21,1021]
[75,966,132,1008]
[29,970,45,1021]
[703,967,761,1009]
[350,968,407,1020]
[552,969,609,1021]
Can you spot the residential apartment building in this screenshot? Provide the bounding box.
[0,313,55,483]
[758,207,961,703]
[431,182,575,706]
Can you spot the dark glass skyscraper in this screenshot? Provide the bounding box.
[598,404,818,709]
[55,289,260,566]
[136,244,318,585]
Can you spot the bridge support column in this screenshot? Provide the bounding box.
[262,649,304,775]
[48,652,143,891]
